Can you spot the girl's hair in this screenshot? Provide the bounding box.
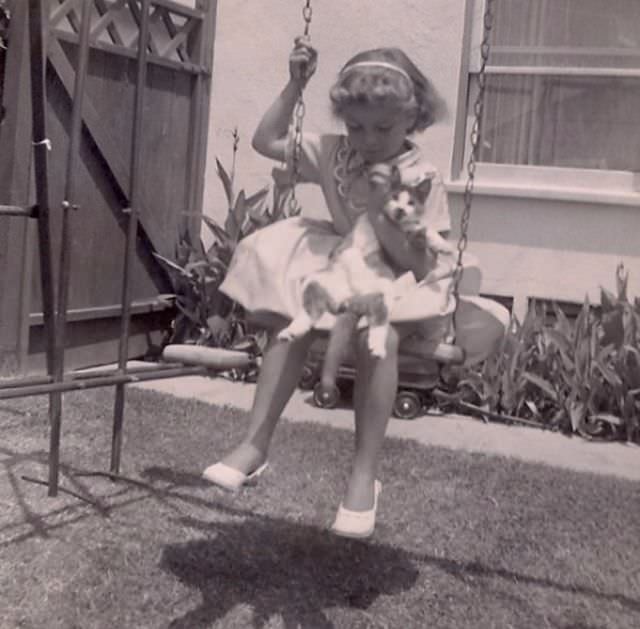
[329,47,445,133]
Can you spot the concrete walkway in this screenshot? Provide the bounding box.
[133,374,640,482]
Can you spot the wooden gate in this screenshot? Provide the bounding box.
[0,0,217,374]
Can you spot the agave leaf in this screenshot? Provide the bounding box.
[233,189,248,232]
[216,158,234,206]
[184,259,212,274]
[544,328,573,370]
[523,399,543,420]
[245,185,270,210]
[224,207,240,243]
[552,302,572,337]
[522,372,557,400]
[202,215,231,247]
[569,400,586,433]
[153,252,189,275]
[620,345,640,388]
[592,412,623,426]
[600,286,617,312]
[174,299,201,324]
[615,263,628,302]
[193,236,208,261]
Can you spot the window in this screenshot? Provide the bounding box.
[456,0,640,196]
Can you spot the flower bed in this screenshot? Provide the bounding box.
[441,265,640,443]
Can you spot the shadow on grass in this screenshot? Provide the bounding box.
[148,469,640,627]
[0,449,241,549]
[410,550,640,616]
[161,513,419,629]
[161,511,640,628]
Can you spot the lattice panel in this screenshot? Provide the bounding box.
[50,0,206,68]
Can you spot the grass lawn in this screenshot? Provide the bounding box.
[1,386,638,629]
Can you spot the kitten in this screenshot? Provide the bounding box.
[278,164,452,360]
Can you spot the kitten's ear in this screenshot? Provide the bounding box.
[390,164,402,188]
[415,177,432,204]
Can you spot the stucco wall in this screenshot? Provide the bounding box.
[448,193,640,314]
[202,0,640,314]
[203,0,465,222]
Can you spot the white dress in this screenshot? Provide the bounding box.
[220,134,509,365]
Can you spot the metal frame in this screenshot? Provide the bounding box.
[1,0,219,498]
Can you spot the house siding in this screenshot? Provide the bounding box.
[202,0,640,315]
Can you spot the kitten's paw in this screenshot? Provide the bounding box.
[425,229,455,254]
[368,329,388,358]
[369,345,387,359]
[278,315,312,342]
[277,328,297,342]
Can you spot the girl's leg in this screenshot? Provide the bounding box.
[215,331,317,474]
[341,326,399,511]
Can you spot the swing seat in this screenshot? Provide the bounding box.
[161,345,255,370]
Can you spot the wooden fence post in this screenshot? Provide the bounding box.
[0,0,36,375]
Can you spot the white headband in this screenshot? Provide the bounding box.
[340,61,411,83]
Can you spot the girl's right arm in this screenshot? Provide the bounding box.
[252,38,317,162]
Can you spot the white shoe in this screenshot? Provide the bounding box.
[330,480,382,539]
[202,461,269,492]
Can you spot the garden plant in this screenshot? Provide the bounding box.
[154,130,300,375]
[445,264,640,444]
[155,131,639,444]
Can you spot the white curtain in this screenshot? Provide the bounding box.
[478,0,640,172]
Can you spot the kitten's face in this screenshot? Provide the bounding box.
[382,167,432,233]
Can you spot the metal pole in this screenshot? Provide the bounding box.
[28,0,63,496]
[110,0,151,474]
[27,0,55,377]
[44,0,92,496]
[0,365,211,400]
[0,204,38,217]
[0,361,191,391]
[183,1,211,237]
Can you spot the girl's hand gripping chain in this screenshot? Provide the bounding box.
[289,36,318,88]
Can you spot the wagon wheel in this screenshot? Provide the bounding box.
[299,362,319,390]
[392,390,423,420]
[313,381,341,409]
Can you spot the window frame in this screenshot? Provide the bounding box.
[449,0,640,205]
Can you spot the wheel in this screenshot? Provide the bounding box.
[313,382,340,409]
[298,363,318,390]
[392,390,422,420]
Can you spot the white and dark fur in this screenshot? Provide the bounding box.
[278,164,452,359]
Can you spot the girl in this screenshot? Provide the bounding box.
[202,40,505,538]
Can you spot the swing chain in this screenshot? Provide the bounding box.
[451,0,495,322]
[288,0,313,217]
[302,0,313,36]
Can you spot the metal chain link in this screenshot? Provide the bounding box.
[449,0,494,338]
[288,0,313,217]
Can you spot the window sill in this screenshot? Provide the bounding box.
[445,167,640,207]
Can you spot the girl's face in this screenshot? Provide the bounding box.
[342,103,414,164]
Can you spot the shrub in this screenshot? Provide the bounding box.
[444,265,640,443]
[154,131,299,364]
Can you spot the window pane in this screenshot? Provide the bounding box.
[478,74,640,171]
[489,0,640,68]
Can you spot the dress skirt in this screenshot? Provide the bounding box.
[220,217,509,365]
